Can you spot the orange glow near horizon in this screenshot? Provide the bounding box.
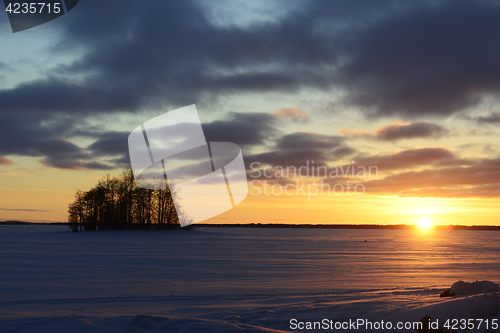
[1,162,500,225]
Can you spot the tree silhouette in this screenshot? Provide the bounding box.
[68,170,181,231]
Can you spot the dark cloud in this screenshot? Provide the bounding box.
[0,78,144,115]
[87,131,129,157]
[477,113,500,124]
[340,122,448,141]
[374,122,448,141]
[40,156,114,171]
[38,138,114,170]
[202,112,279,148]
[0,109,282,171]
[246,132,356,167]
[352,147,457,171]
[0,113,115,170]
[1,0,499,119]
[1,0,334,115]
[336,0,500,117]
[109,155,133,170]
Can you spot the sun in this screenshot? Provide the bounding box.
[417,219,433,229]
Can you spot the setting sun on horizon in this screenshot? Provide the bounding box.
[417,219,433,229]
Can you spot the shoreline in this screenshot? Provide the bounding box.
[1,221,500,230]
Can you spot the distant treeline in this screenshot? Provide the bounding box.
[194,223,500,230]
[68,170,182,231]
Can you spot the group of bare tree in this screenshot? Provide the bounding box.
[68,170,182,231]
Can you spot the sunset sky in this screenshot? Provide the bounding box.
[0,0,499,225]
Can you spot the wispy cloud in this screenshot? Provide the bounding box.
[340,122,448,141]
[0,157,14,165]
[272,108,310,121]
[351,147,459,171]
[477,113,500,124]
[0,208,51,212]
[246,131,356,168]
[363,157,500,198]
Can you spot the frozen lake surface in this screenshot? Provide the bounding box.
[1,225,499,332]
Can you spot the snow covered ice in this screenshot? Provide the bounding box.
[1,225,500,332]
